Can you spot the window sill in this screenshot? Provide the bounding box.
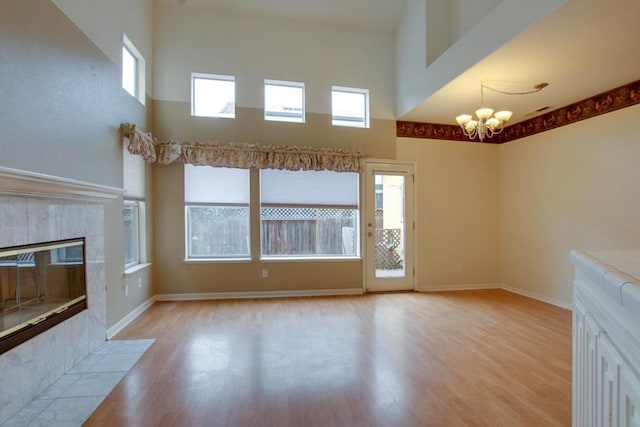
[260,256,361,263]
[124,262,151,276]
[182,257,361,264]
[184,258,252,264]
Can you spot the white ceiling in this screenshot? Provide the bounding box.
[158,0,640,125]
[157,0,408,34]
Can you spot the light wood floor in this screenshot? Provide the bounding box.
[85,290,572,426]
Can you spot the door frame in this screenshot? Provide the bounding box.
[361,159,417,293]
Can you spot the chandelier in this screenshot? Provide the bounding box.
[455,81,548,142]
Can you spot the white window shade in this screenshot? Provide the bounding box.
[260,169,358,206]
[123,148,145,200]
[185,165,249,204]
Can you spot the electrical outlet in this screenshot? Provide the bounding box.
[124,284,129,297]
[137,277,142,288]
[262,269,268,278]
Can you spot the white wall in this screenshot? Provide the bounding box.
[396,0,429,117]
[450,0,501,42]
[423,0,504,76]
[425,0,451,66]
[153,3,395,120]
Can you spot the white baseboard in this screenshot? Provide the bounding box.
[155,288,364,301]
[417,283,501,292]
[106,297,156,340]
[500,284,572,310]
[109,286,570,337]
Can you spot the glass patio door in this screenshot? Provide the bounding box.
[364,162,415,292]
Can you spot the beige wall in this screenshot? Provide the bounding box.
[151,2,398,295]
[397,138,500,289]
[0,0,154,329]
[153,104,396,159]
[152,105,395,296]
[499,105,640,305]
[396,103,640,305]
[153,162,362,295]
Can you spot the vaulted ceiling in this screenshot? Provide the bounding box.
[156,0,640,126]
[405,0,640,126]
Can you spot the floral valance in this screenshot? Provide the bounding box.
[123,123,157,163]
[121,123,363,173]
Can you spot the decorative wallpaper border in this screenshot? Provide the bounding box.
[397,79,640,144]
[396,121,477,143]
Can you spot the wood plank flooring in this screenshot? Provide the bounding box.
[85,290,572,426]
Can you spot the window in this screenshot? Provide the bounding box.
[264,80,305,123]
[122,34,146,105]
[192,73,235,118]
[123,141,148,271]
[375,176,384,210]
[124,200,142,268]
[185,165,250,259]
[260,169,359,258]
[332,86,369,128]
[52,245,84,265]
[122,46,136,97]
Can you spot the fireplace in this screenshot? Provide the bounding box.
[0,237,87,355]
[0,167,118,423]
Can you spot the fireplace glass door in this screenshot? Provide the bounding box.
[0,238,87,354]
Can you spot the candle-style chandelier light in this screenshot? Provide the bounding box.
[455,81,548,141]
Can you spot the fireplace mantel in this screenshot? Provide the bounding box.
[0,166,123,201]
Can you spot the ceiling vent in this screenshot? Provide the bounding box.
[524,105,552,116]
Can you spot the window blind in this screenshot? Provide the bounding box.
[123,148,145,199]
[260,169,358,206]
[185,165,249,204]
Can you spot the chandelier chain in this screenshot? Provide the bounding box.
[481,81,548,96]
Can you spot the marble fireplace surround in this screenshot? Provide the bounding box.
[0,167,123,424]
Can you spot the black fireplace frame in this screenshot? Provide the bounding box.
[0,237,88,355]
